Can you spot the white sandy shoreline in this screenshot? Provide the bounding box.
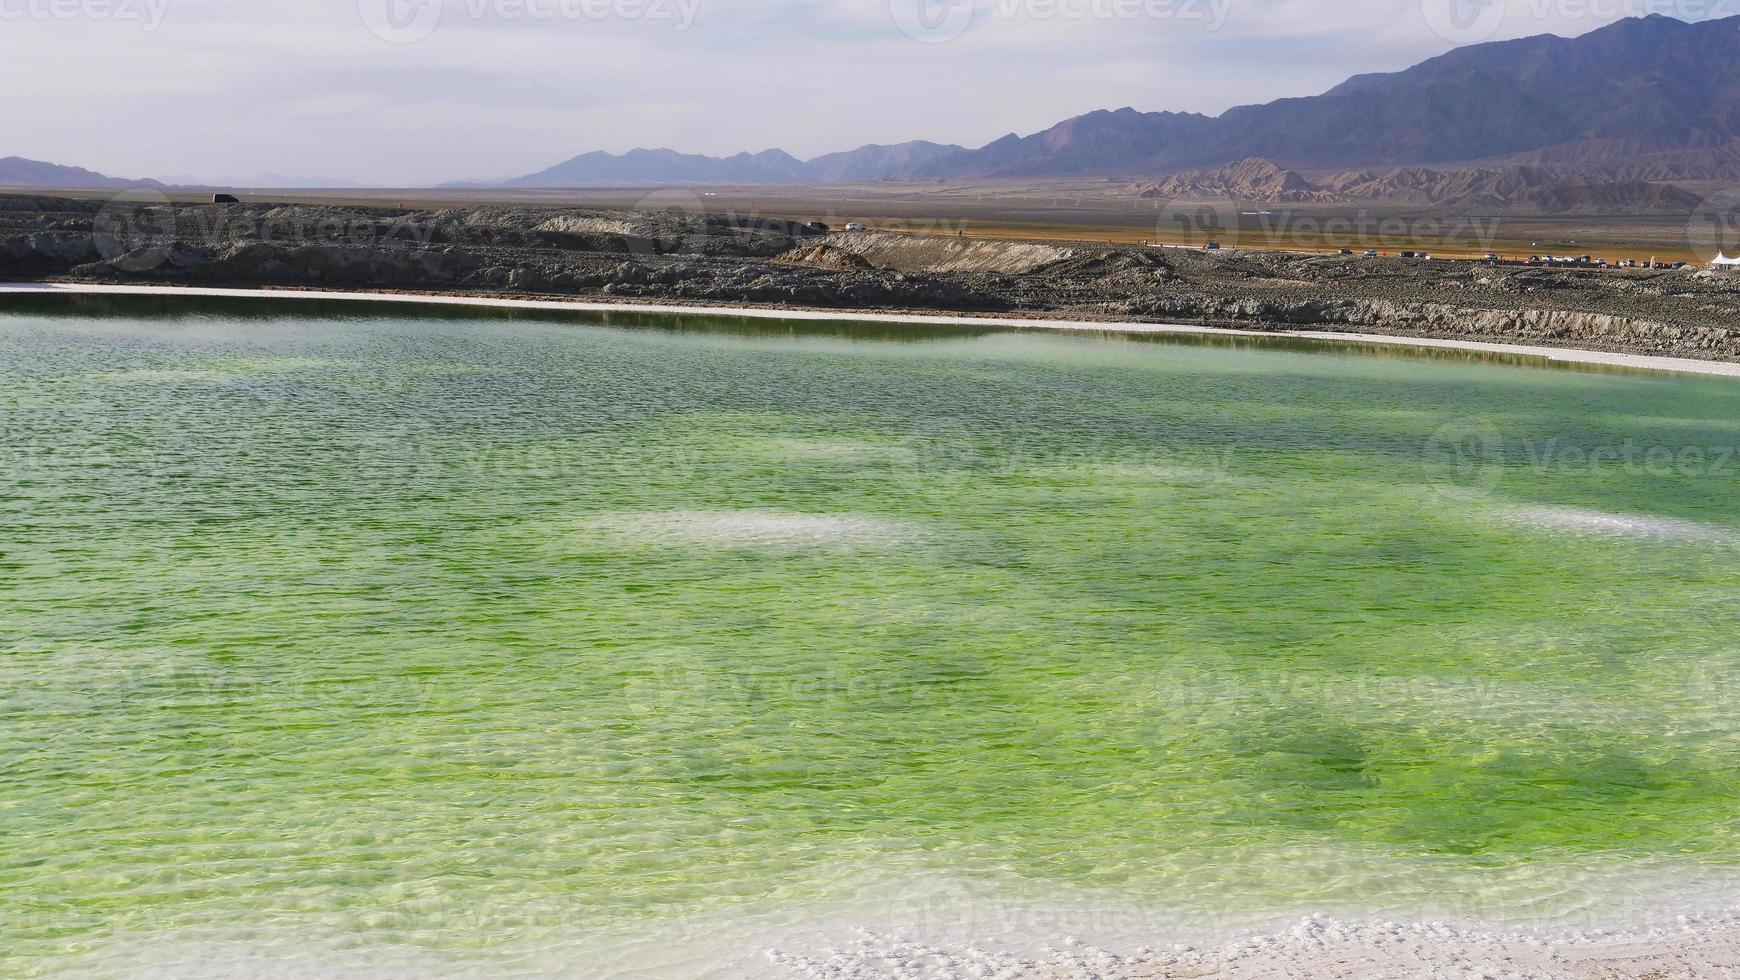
[5,280,1740,380]
[60,905,1740,979]
[767,911,1740,979]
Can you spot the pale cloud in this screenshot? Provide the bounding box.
[0,0,1724,184]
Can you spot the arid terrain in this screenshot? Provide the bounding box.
[6,188,1740,362]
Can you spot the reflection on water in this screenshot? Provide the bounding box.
[0,290,1660,375]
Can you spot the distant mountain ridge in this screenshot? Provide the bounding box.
[803,141,968,182]
[0,157,346,191]
[1319,165,1703,213]
[915,15,1740,179]
[507,147,811,186]
[1481,140,1740,181]
[1137,158,1336,202]
[503,14,1740,186]
[0,156,162,190]
[1135,158,1702,213]
[10,15,1740,193]
[504,141,966,187]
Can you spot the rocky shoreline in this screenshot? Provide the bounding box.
[6,193,1740,362]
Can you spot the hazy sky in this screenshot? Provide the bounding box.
[0,0,1726,184]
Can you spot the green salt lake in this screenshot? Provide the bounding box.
[3,295,1739,976]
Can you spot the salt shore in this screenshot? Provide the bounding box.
[764,911,1740,979]
[6,281,1740,380]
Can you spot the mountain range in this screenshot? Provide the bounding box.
[0,156,162,190]
[1320,165,1704,213]
[500,141,967,187]
[1137,158,1340,203]
[7,15,1740,192]
[499,14,1740,186]
[1137,158,1704,213]
[0,158,352,190]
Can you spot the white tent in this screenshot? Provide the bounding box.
[1712,252,1740,268]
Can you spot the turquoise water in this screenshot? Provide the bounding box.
[4,296,1740,975]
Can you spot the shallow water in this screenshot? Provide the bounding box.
[4,296,1740,977]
